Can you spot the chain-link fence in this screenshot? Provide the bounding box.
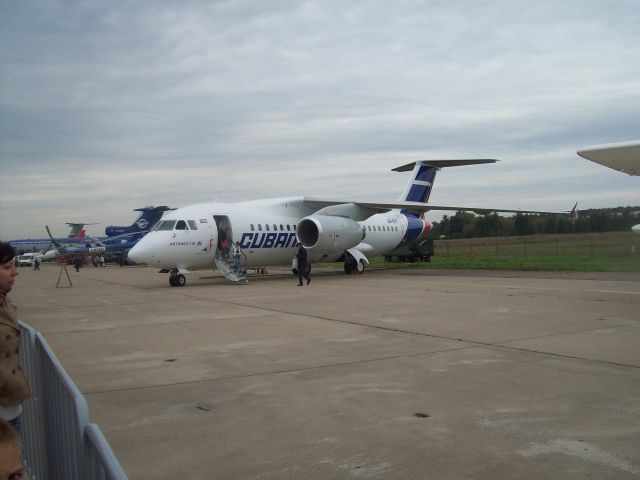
[432,232,639,269]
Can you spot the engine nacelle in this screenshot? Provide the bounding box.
[297,215,365,251]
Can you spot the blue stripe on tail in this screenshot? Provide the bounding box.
[401,164,437,218]
[402,165,436,203]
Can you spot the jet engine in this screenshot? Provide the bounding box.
[297,215,365,251]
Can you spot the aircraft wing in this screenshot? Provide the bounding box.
[302,197,560,220]
[577,140,640,176]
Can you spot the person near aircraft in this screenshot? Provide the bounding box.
[33,257,40,271]
[224,227,232,258]
[295,243,311,286]
[0,242,31,434]
[74,256,82,272]
[232,241,242,272]
[0,418,24,480]
[218,228,228,258]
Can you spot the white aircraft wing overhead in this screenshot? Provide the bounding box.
[577,140,640,176]
[302,197,560,220]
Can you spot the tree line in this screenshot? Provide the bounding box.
[429,206,640,239]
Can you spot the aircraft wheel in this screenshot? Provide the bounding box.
[344,262,353,275]
[356,260,365,273]
[169,276,177,287]
[176,274,186,287]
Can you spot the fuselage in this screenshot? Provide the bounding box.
[128,197,422,270]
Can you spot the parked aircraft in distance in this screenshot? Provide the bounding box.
[104,206,173,237]
[101,206,174,262]
[128,160,559,287]
[44,225,107,259]
[8,223,94,254]
[42,206,173,260]
[577,140,640,233]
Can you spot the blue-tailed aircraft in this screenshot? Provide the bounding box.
[42,206,173,261]
[128,160,559,287]
[100,206,174,262]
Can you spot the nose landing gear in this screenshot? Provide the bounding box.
[169,271,186,287]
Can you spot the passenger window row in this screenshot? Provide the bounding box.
[366,225,398,232]
[250,224,296,232]
[153,220,397,233]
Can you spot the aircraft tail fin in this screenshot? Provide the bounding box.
[570,202,579,221]
[65,223,89,238]
[105,206,173,237]
[395,159,497,205]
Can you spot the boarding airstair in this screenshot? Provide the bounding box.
[213,251,248,283]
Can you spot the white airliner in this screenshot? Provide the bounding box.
[577,139,640,233]
[128,160,555,286]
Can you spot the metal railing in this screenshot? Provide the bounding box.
[19,321,128,479]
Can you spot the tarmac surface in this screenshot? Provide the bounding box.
[12,263,640,479]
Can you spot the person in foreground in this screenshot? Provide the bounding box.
[0,419,24,480]
[0,242,31,434]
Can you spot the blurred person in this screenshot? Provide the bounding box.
[0,419,24,480]
[0,242,31,434]
[232,241,242,272]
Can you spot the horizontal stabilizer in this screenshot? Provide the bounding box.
[392,159,497,172]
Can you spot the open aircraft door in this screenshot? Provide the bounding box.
[212,215,233,258]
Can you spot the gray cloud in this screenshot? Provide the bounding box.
[1,0,639,238]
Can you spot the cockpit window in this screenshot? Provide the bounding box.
[175,220,188,230]
[187,220,198,230]
[155,220,176,231]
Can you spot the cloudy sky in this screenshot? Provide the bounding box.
[1,0,639,239]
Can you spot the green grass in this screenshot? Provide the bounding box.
[368,232,640,272]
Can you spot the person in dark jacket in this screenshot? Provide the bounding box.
[295,243,311,286]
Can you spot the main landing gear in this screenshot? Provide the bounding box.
[169,270,186,287]
[343,257,365,275]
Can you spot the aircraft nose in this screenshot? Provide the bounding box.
[128,239,152,264]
